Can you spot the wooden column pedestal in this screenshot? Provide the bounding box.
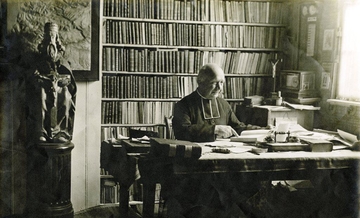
[25,142,74,218]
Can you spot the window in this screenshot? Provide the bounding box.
[337,0,360,102]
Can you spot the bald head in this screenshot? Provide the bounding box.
[197,63,225,99]
[197,63,225,84]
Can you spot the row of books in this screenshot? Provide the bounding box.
[224,77,271,99]
[102,74,270,99]
[103,20,284,48]
[101,126,166,141]
[100,178,120,204]
[104,20,284,48]
[102,48,277,74]
[101,101,175,124]
[100,168,111,176]
[100,179,160,205]
[103,0,284,24]
[102,75,196,99]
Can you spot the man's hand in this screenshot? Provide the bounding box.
[215,125,239,138]
[246,124,262,130]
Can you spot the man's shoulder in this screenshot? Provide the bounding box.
[178,91,198,102]
[216,96,230,105]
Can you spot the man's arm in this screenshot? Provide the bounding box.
[228,109,247,134]
[227,104,263,132]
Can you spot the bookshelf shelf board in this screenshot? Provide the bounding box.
[102,98,245,102]
[227,74,271,77]
[102,44,283,52]
[101,175,114,179]
[101,124,166,127]
[99,203,119,207]
[102,71,272,77]
[102,98,244,103]
[226,99,245,102]
[103,17,287,27]
[101,98,181,102]
[102,71,197,76]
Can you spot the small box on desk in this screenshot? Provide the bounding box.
[279,70,316,92]
[279,70,320,105]
[266,139,333,152]
[150,138,202,159]
[302,139,333,152]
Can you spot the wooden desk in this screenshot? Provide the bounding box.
[136,142,360,218]
[102,140,360,218]
[100,140,150,217]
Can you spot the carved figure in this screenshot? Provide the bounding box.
[28,22,76,143]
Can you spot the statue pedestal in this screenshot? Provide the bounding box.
[25,142,74,218]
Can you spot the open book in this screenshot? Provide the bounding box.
[330,129,358,148]
[300,129,358,149]
[230,129,270,142]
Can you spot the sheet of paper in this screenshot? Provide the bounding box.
[228,147,253,153]
[198,139,243,147]
[296,129,354,147]
[284,102,321,110]
[337,129,358,144]
[235,129,270,142]
[198,139,254,154]
[240,129,271,136]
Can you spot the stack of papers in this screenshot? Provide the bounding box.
[284,102,321,110]
[298,129,358,150]
[230,129,270,143]
[197,139,255,154]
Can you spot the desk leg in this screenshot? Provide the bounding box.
[142,181,156,218]
[119,184,130,217]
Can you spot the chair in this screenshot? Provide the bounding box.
[164,115,174,139]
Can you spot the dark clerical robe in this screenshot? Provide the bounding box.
[173,90,246,142]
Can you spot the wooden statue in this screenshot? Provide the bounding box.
[28,22,76,143]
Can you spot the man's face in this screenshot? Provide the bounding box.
[198,73,225,99]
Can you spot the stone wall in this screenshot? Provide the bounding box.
[6,0,91,71]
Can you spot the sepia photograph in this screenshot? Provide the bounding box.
[1,0,360,217]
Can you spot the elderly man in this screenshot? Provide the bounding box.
[164,63,262,218]
[173,63,249,142]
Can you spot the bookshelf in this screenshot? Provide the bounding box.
[99,0,287,205]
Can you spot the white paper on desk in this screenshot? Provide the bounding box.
[288,123,309,133]
[284,102,321,110]
[198,140,253,154]
[240,129,271,136]
[228,147,253,154]
[297,129,356,148]
[198,139,239,147]
[230,129,270,142]
[337,129,358,144]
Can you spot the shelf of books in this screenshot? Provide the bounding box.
[99,0,287,206]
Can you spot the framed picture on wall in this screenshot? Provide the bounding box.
[71,0,99,81]
[5,0,99,81]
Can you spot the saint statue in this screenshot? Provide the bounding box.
[27,22,77,143]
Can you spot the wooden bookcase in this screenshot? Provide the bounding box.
[99,0,287,205]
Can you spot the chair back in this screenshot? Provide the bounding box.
[129,128,159,138]
[164,116,174,139]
